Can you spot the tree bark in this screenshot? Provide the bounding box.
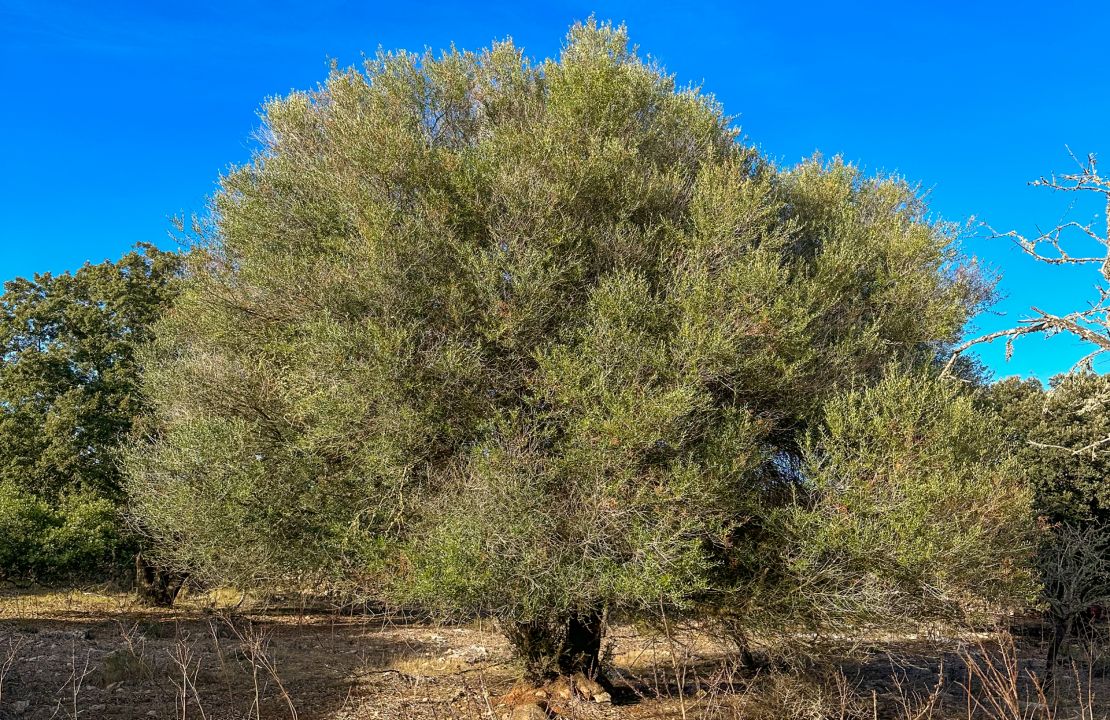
[559,611,603,677]
[1045,613,1072,683]
[133,553,188,607]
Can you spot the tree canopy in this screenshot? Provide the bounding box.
[126,21,1033,677]
[990,374,1110,526]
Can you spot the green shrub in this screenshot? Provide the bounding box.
[0,482,54,578]
[0,483,130,581]
[782,371,1038,628]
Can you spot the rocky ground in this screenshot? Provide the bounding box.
[0,589,1105,719]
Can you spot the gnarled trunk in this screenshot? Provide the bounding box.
[134,553,188,607]
[506,609,605,683]
[561,612,604,676]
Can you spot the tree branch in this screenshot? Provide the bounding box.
[946,151,1110,375]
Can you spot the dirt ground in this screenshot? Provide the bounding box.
[0,589,1106,720]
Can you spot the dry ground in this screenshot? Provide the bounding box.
[0,588,1106,719]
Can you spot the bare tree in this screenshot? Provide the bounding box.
[1039,524,1110,676]
[952,152,1110,677]
[946,150,1110,373]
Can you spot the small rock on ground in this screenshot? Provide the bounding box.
[509,702,549,719]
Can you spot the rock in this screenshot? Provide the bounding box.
[571,671,605,699]
[533,689,548,699]
[549,677,574,701]
[509,703,549,720]
[592,691,612,704]
[11,700,29,714]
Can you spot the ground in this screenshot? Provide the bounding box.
[0,589,1105,719]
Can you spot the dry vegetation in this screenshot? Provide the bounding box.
[0,589,1107,720]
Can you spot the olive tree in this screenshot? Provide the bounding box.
[127,21,1029,679]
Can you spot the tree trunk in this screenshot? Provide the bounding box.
[506,609,606,683]
[134,553,188,607]
[1045,613,1071,683]
[560,611,603,677]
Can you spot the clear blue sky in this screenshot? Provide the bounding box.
[2,1,1107,381]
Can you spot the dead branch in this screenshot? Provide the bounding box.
[985,150,1110,281]
[945,151,1110,375]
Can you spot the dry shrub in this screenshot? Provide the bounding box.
[96,648,155,686]
[625,626,1104,720]
[732,668,869,720]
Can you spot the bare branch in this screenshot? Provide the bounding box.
[948,151,1110,375]
[1029,435,1110,457]
[989,222,1107,267]
[1029,306,1110,350]
[943,306,1110,376]
[1069,348,1103,374]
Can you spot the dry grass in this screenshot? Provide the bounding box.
[0,588,1108,719]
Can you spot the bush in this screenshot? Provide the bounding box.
[0,483,130,582]
[0,483,54,578]
[781,371,1038,629]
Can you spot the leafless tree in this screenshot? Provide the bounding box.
[946,149,1110,374]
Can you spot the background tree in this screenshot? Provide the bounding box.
[948,154,1110,670]
[127,21,1030,680]
[990,373,1110,526]
[0,243,181,583]
[988,373,1110,670]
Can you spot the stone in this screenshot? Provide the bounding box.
[571,671,605,699]
[509,703,549,720]
[549,677,574,701]
[592,691,612,704]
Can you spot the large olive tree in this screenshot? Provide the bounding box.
[127,21,1032,679]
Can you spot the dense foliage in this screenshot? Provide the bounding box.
[127,21,1033,676]
[783,371,1035,628]
[990,374,1110,526]
[0,244,181,581]
[987,374,1110,665]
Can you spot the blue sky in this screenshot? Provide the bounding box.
[1,1,1107,380]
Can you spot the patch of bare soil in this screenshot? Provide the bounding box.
[0,590,1108,719]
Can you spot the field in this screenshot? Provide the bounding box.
[1,589,1108,720]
